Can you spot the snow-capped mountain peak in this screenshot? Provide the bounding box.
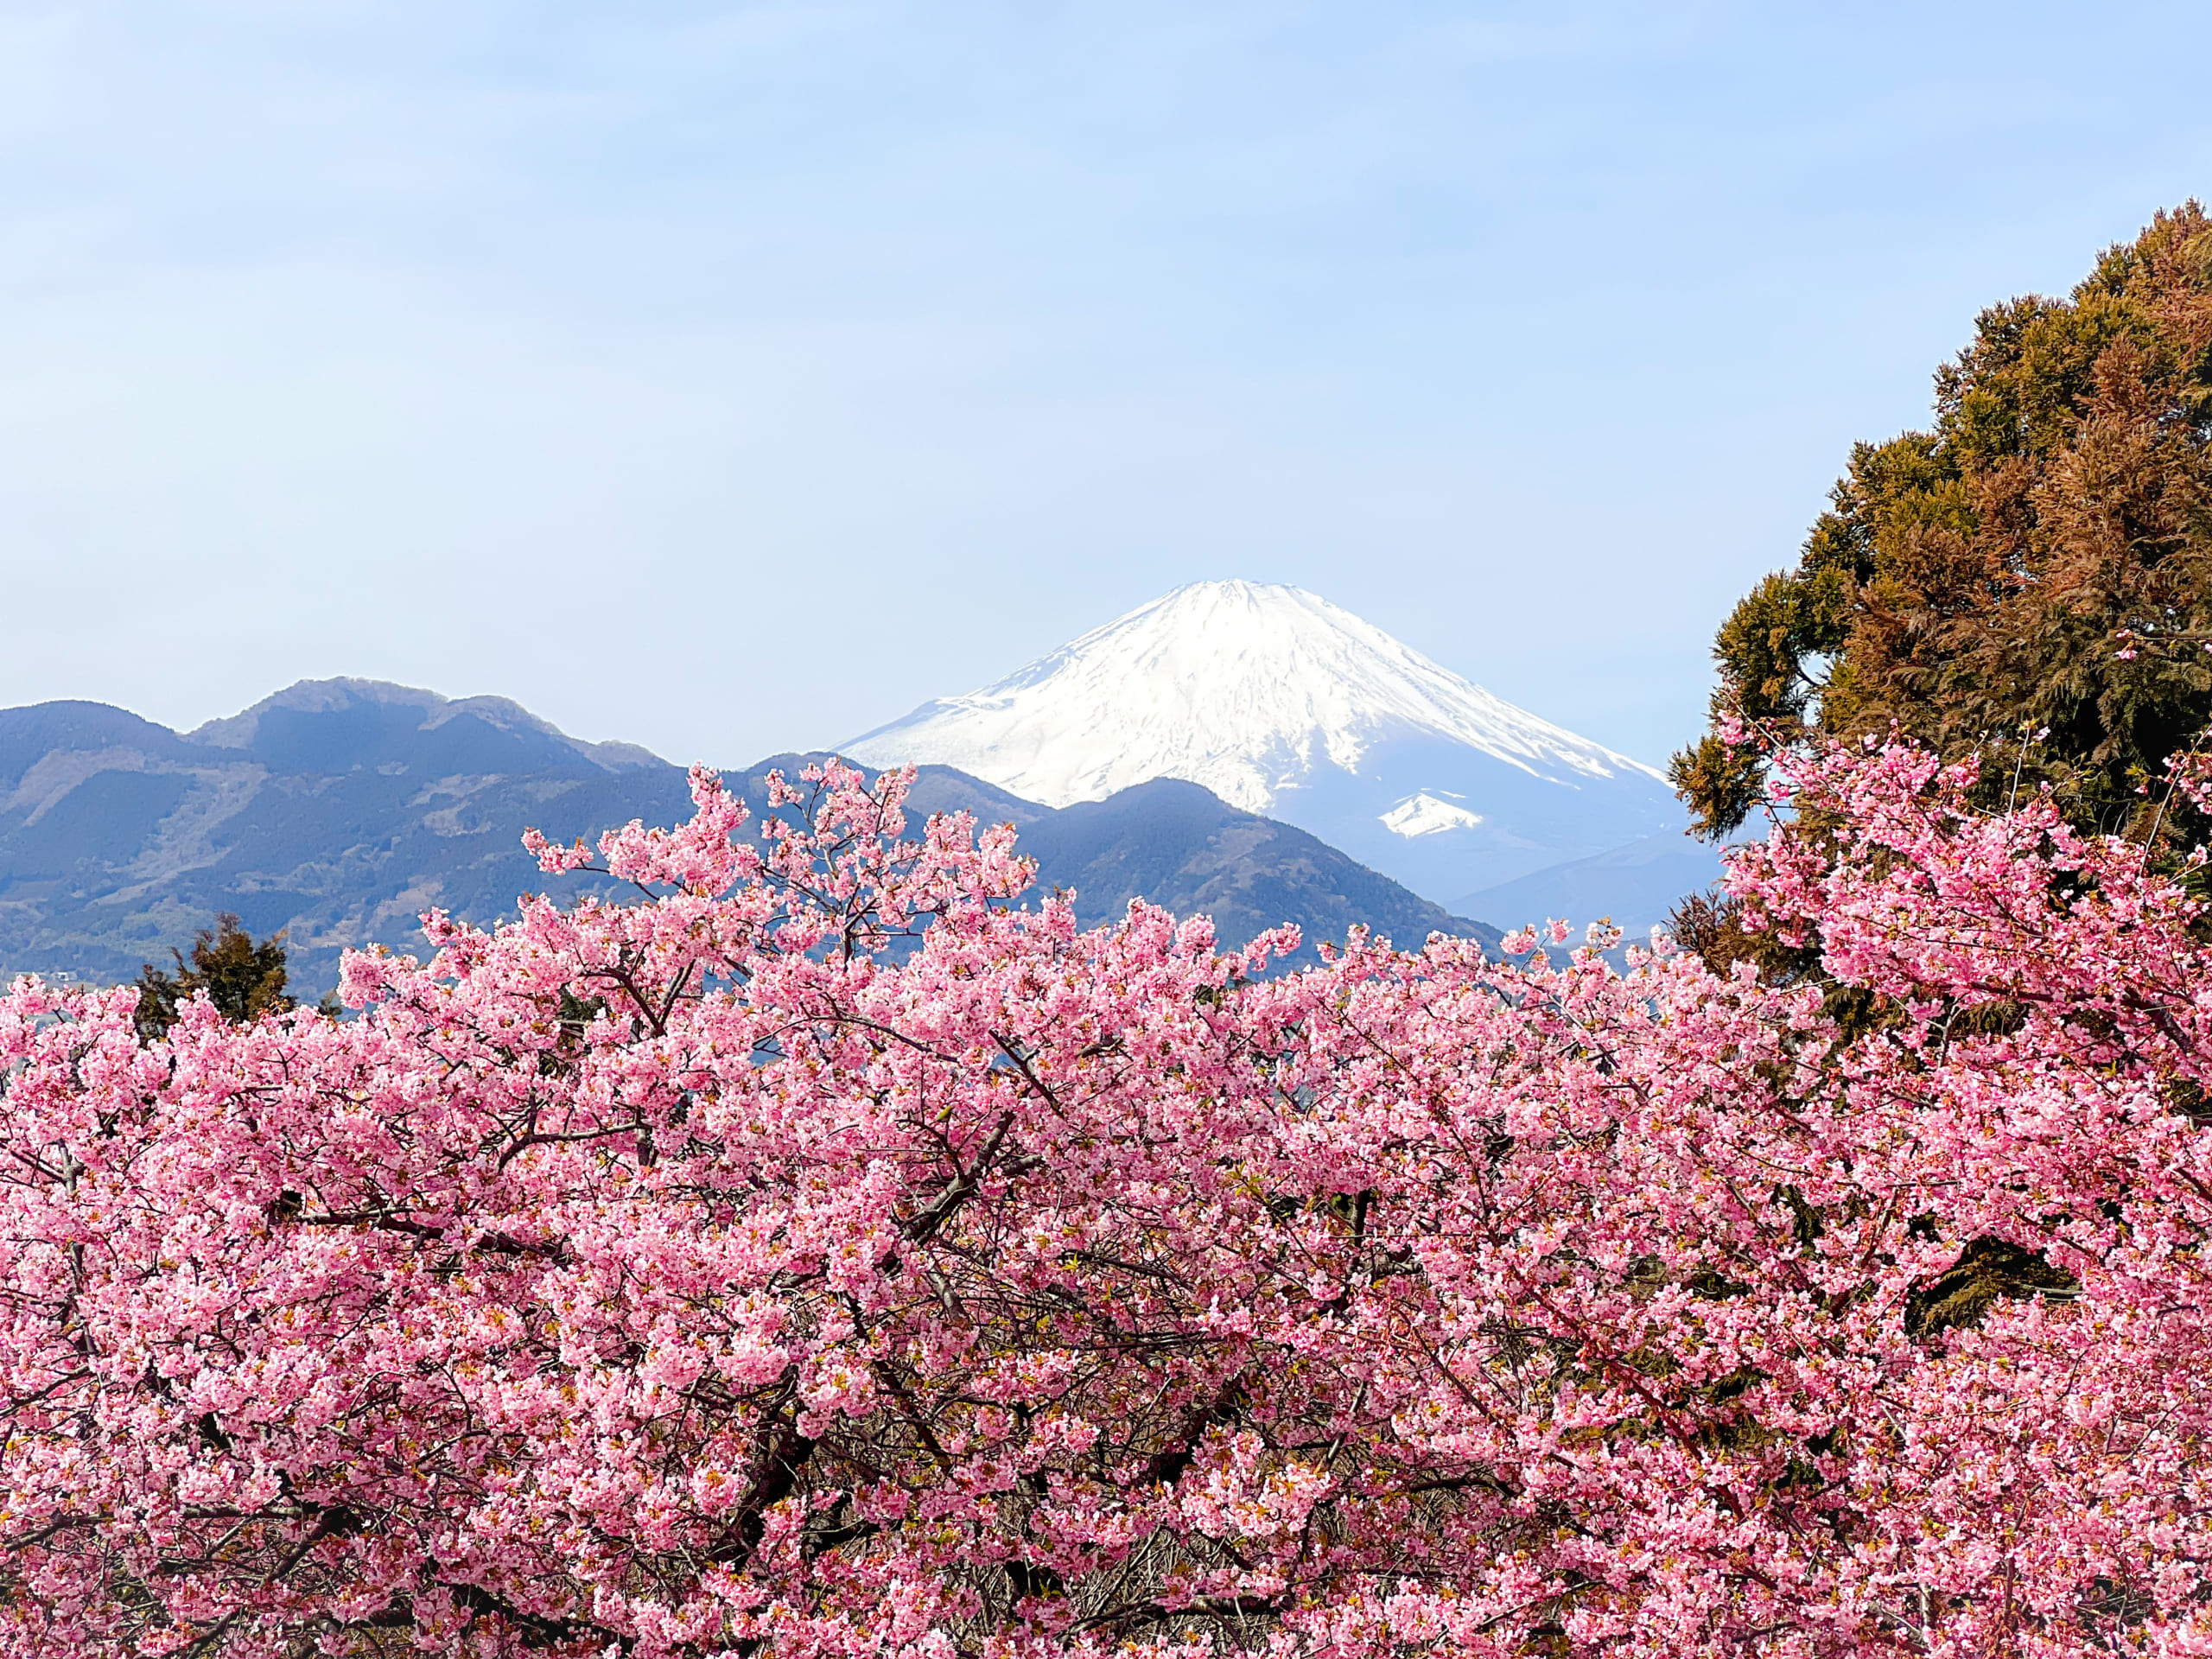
[843,581,1689,906]
[847,581,1658,815]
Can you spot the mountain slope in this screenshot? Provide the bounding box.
[845,580,1693,902]
[0,682,1493,995]
[927,775,1487,957]
[0,685,700,996]
[1457,833,1727,938]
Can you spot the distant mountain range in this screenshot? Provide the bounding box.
[0,679,1495,996]
[0,583,1728,995]
[847,580,1719,920]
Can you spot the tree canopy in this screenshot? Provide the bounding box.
[3,758,2209,1656]
[131,912,302,1040]
[1674,202,2212,841]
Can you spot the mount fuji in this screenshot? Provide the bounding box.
[845,581,1708,914]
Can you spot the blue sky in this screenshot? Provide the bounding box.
[3,3,2209,771]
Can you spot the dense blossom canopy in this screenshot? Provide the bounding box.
[3,754,2209,1656]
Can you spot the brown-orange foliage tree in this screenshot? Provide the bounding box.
[132,913,303,1039]
[1674,203,2212,844]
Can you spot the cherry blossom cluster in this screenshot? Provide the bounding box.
[2,753,2208,1657]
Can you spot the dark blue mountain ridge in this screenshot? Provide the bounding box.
[0,679,1498,996]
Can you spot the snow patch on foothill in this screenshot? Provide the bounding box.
[1380,792,1486,838]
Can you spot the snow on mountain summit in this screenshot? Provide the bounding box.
[845,582,1693,907]
[847,581,1660,815]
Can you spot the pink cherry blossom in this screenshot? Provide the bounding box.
[1,753,2207,1656]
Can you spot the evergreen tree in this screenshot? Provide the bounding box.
[1674,203,2212,843]
[133,914,301,1039]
